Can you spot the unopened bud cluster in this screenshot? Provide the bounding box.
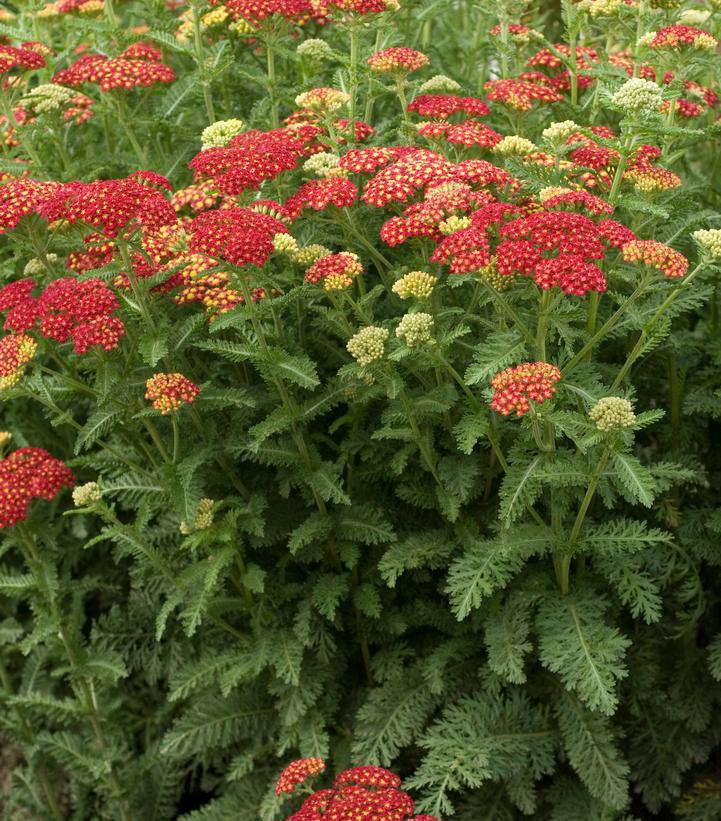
[297,39,334,61]
[21,83,75,114]
[392,271,437,300]
[693,228,721,261]
[24,254,57,276]
[589,397,636,432]
[180,498,215,534]
[542,120,578,146]
[201,119,244,149]
[419,74,461,94]
[396,312,434,347]
[439,215,472,235]
[611,78,663,113]
[303,152,343,177]
[347,326,389,365]
[72,481,102,507]
[493,135,536,157]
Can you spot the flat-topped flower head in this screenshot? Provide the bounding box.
[484,78,562,111]
[305,252,362,291]
[396,312,433,346]
[490,362,561,417]
[53,53,176,91]
[329,0,399,14]
[621,240,689,278]
[189,207,288,267]
[367,47,429,75]
[542,120,579,146]
[0,334,37,389]
[590,397,636,432]
[276,757,326,796]
[493,135,536,157]
[297,39,334,62]
[295,87,349,114]
[612,78,663,113]
[419,74,461,95]
[145,373,200,414]
[201,119,245,149]
[392,271,437,300]
[347,326,389,365]
[0,447,75,529]
[649,26,717,50]
[0,44,46,75]
[284,177,357,217]
[408,94,490,120]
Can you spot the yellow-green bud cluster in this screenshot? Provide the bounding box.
[180,498,215,534]
[297,38,334,61]
[293,244,332,268]
[24,254,57,276]
[493,135,536,157]
[396,312,434,347]
[21,83,76,114]
[541,120,578,146]
[611,78,663,113]
[303,152,342,177]
[439,215,472,235]
[636,32,657,48]
[589,397,636,432]
[392,271,437,300]
[418,74,461,94]
[201,119,245,149]
[678,9,710,25]
[0,431,12,449]
[72,481,102,507]
[273,233,300,255]
[347,326,389,365]
[579,0,625,16]
[693,228,721,261]
[479,258,516,291]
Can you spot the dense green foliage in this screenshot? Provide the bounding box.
[1,0,721,819]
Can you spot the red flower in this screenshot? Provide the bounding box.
[340,146,398,174]
[284,178,358,218]
[305,252,362,290]
[367,47,429,74]
[189,207,288,267]
[362,150,453,207]
[0,333,37,387]
[276,758,326,795]
[431,226,491,273]
[0,447,74,529]
[484,78,562,110]
[650,26,718,50]
[443,121,503,149]
[0,179,63,234]
[71,314,125,354]
[408,94,490,120]
[53,53,176,91]
[189,128,306,195]
[219,0,315,24]
[621,240,689,278]
[0,44,46,75]
[490,362,561,417]
[145,373,200,414]
[542,190,613,216]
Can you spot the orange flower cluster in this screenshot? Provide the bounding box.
[275,758,326,795]
[145,373,200,414]
[367,47,429,74]
[304,251,362,290]
[0,333,37,389]
[490,362,561,417]
[621,240,689,278]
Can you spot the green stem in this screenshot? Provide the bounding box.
[143,417,172,464]
[611,263,705,389]
[348,22,360,143]
[266,37,279,129]
[398,383,440,483]
[535,290,552,360]
[104,0,119,27]
[172,415,180,464]
[114,96,148,166]
[192,1,215,123]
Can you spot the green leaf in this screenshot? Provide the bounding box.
[465,329,526,385]
[609,451,656,507]
[75,408,123,454]
[537,586,630,715]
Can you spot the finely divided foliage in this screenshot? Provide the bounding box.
[0,0,720,819]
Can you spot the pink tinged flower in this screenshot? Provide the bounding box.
[275,758,326,796]
[145,373,200,414]
[621,240,689,278]
[490,362,561,417]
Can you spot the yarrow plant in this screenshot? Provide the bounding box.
[0,0,720,819]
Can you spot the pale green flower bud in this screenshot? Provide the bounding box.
[693,228,721,261]
[297,38,334,61]
[438,215,472,235]
[589,397,636,432]
[24,254,57,276]
[419,74,461,95]
[541,120,578,146]
[347,326,389,365]
[303,152,342,177]
[201,119,245,149]
[21,83,76,114]
[72,482,102,507]
[180,498,215,534]
[392,271,437,300]
[273,233,299,254]
[293,244,332,268]
[612,78,663,113]
[492,135,536,157]
[396,312,434,347]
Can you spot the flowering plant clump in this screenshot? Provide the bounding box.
[1,0,721,819]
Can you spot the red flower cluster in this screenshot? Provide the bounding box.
[327,0,396,12]
[276,758,326,795]
[0,179,62,234]
[217,0,315,24]
[408,94,490,120]
[287,763,437,821]
[305,252,362,290]
[0,44,46,75]
[490,362,561,417]
[367,47,429,74]
[649,26,718,50]
[284,177,358,218]
[36,176,176,238]
[189,128,309,195]
[621,240,689,278]
[53,44,176,91]
[541,189,613,216]
[189,207,288,267]
[484,78,562,111]
[623,145,681,192]
[145,372,200,414]
[0,333,37,389]
[0,276,126,354]
[361,149,453,207]
[419,120,502,149]
[0,448,74,529]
